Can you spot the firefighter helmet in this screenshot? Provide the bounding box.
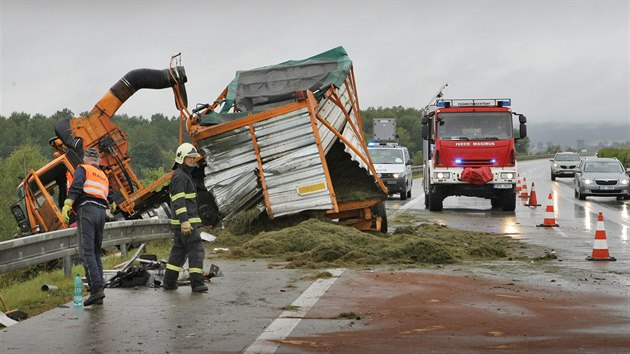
[174,143,201,165]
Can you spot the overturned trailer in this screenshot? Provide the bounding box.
[185,47,389,232]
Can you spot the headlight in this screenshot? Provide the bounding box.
[583,178,593,185]
[552,163,558,168]
[621,179,629,185]
[393,173,399,178]
[435,172,451,179]
[500,172,515,179]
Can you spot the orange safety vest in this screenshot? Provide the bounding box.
[66,171,73,194]
[80,164,109,200]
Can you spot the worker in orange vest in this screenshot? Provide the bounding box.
[62,147,112,306]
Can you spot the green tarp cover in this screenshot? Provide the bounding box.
[219,46,352,114]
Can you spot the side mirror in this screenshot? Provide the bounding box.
[518,114,527,124]
[549,159,554,162]
[406,159,413,166]
[519,123,527,138]
[421,124,428,140]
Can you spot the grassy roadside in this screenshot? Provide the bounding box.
[0,239,172,321]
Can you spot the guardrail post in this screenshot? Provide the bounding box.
[120,243,128,258]
[63,255,72,277]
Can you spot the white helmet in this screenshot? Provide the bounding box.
[174,143,201,165]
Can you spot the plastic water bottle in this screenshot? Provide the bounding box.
[73,274,83,306]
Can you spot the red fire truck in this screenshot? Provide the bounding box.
[421,98,527,211]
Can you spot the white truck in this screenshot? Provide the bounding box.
[368,119,413,200]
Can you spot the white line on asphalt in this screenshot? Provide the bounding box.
[551,227,570,237]
[243,268,345,354]
[390,191,425,218]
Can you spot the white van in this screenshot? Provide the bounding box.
[368,144,413,200]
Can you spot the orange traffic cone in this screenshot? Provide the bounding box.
[516,174,522,192]
[537,193,559,227]
[525,182,541,207]
[519,177,528,198]
[587,212,616,261]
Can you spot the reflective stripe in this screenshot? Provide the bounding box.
[171,192,185,201]
[189,217,202,223]
[176,207,187,215]
[166,263,182,272]
[185,193,196,199]
[81,165,109,200]
[189,267,204,274]
[170,219,181,225]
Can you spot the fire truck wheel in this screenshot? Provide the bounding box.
[427,189,443,211]
[501,191,516,211]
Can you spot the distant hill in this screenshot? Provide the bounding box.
[527,122,630,150]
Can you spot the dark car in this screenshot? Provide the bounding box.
[551,152,581,181]
[574,157,630,200]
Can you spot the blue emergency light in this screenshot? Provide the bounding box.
[455,159,462,165]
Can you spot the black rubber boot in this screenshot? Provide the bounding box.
[84,289,105,306]
[190,274,208,293]
[162,269,179,290]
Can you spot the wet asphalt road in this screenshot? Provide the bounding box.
[1,158,629,353]
[389,158,630,275]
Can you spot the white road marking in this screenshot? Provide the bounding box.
[551,226,570,237]
[243,268,345,354]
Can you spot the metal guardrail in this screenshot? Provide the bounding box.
[411,165,424,174]
[0,219,172,275]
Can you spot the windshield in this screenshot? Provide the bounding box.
[369,148,405,164]
[436,112,513,140]
[555,154,580,161]
[583,162,623,173]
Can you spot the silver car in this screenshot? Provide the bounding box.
[574,158,630,200]
[551,152,581,181]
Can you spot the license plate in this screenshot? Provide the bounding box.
[601,185,615,190]
[494,184,512,189]
[387,181,397,185]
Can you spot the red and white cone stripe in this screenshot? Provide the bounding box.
[587,212,616,261]
[537,193,559,227]
[520,177,528,198]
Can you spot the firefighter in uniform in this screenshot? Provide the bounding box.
[62,147,111,306]
[162,143,208,292]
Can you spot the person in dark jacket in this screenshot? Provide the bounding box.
[162,143,208,293]
[62,147,112,306]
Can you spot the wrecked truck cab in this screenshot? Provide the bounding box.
[185,47,388,232]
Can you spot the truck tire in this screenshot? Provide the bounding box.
[426,187,443,211]
[400,185,408,200]
[374,201,388,233]
[501,190,516,211]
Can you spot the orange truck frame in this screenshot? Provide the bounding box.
[10,58,219,236]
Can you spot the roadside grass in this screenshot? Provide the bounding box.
[0,239,173,322]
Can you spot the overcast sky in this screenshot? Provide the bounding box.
[1,0,628,125]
